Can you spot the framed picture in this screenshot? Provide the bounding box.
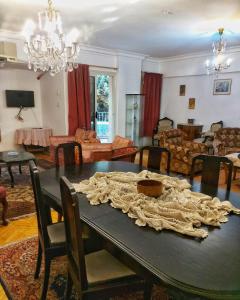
[188,98,195,109]
[213,79,232,95]
[179,85,186,96]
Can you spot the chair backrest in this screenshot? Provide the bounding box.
[210,121,223,133]
[55,142,83,167]
[190,154,233,198]
[157,117,174,133]
[139,146,171,174]
[29,160,52,248]
[60,176,88,291]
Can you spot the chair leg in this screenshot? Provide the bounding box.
[34,240,42,279]
[19,163,22,174]
[143,281,153,300]
[57,213,63,222]
[40,257,51,300]
[65,271,73,300]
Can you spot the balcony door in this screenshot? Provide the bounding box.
[90,71,115,143]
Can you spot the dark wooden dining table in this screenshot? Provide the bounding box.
[40,161,240,300]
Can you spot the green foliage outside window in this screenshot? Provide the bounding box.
[96,75,110,112]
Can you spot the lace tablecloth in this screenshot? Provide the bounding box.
[73,170,240,239]
[225,153,240,168]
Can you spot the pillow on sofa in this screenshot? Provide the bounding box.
[112,136,133,149]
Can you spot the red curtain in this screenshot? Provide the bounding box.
[68,64,91,135]
[142,72,163,136]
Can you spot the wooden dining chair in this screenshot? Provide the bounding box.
[60,176,152,300]
[190,154,233,198]
[139,146,171,174]
[29,160,67,300]
[55,141,83,167]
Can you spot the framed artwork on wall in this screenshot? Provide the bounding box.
[179,85,186,96]
[213,79,232,95]
[188,98,195,109]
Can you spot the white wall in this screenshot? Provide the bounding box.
[40,51,148,138]
[0,69,42,150]
[160,51,240,130]
[40,71,68,135]
[116,54,143,136]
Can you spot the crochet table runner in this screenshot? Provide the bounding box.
[73,171,240,238]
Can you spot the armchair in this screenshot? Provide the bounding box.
[159,129,208,175]
[152,117,174,146]
[214,127,240,155]
[194,121,223,154]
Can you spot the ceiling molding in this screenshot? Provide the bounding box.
[151,46,240,63]
[1,30,239,66]
[0,30,23,40]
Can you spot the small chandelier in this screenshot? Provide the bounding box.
[22,0,80,76]
[205,28,232,74]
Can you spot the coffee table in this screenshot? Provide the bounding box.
[0,151,35,187]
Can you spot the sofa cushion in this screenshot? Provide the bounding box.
[75,129,99,143]
[112,136,133,149]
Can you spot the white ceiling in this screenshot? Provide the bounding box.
[0,0,240,58]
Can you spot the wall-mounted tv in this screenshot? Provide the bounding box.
[5,90,35,108]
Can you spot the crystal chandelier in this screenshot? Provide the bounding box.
[205,28,232,74]
[22,0,80,76]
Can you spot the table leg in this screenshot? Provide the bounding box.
[19,163,22,174]
[7,165,15,188]
[0,197,8,226]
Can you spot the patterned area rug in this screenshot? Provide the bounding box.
[0,237,169,300]
[37,159,55,170]
[0,166,35,221]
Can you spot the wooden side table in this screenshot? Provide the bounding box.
[177,123,203,140]
[15,128,53,151]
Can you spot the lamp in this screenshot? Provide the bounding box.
[205,28,232,74]
[22,0,80,76]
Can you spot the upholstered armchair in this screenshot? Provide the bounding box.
[201,121,223,142]
[152,117,174,146]
[159,129,208,175]
[214,128,240,155]
[194,121,223,154]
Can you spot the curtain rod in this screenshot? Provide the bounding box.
[90,64,117,70]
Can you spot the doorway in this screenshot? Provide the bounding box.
[90,72,115,143]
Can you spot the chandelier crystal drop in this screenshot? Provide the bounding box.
[205,28,232,74]
[22,0,80,76]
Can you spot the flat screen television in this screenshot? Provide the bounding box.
[5,90,35,107]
